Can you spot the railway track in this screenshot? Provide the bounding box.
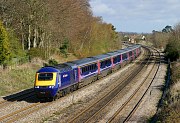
[0,88,35,109]
[0,89,41,123]
[123,48,161,122]
[0,102,53,123]
[0,52,147,123]
[0,90,54,123]
[68,46,153,123]
[107,48,161,123]
[0,46,155,123]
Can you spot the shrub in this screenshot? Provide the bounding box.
[48,59,58,66]
[164,41,179,61]
[59,38,69,58]
[28,48,46,60]
[0,21,11,67]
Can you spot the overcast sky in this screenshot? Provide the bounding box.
[89,0,180,33]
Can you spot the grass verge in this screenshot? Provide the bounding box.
[154,61,180,123]
[0,64,41,96]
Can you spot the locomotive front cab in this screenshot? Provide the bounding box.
[34,72,59,98]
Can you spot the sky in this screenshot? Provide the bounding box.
[89,0,180,33]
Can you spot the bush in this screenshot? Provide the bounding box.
[59,38,69,58]
[28,48,46,60]
[48,59,58,66]
[165,41,179,61]
[8,29,26,59]
[0,21,11,66]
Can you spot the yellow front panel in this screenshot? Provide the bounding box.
[35,73,57,86]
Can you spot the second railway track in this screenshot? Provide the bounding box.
[68,46,155,123]
[0,46,163,123]
[107,47,161,123]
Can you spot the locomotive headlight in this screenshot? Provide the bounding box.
[48,86,55,88]
[35,86,39,88]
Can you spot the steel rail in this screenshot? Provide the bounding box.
[123,48,161,123]
[68,47,151,123]
[107,47,160,123]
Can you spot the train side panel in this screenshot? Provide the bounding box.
[34,44,142,100]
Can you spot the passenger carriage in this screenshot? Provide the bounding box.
[67,57,98,88]
[34,44,142,100]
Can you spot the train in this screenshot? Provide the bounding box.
[34,44,141,100]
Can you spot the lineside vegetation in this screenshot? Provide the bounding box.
[149,24,180,123]
[0,0,121,96]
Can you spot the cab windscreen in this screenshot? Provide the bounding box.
[38,73,53,81]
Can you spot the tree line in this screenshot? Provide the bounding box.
[151,25,180,123]
[149,24,180,61]
[0,0,121,67]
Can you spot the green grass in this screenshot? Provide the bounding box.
[0,65,40,96]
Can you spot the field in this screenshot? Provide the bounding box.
[0,63,41,96]
[0,54,78,96]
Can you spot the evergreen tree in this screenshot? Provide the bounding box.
[0,21,11,66]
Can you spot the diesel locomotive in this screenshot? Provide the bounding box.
[34,44,141,100]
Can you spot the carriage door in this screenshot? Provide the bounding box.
[58,73,61,87]
[74,69,77,82]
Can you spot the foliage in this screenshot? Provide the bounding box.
[0,0,121,62]
[157,101,180,123]
[28,48,46,60]
[164,23,180,61]
[7,29,28,65]
[59,38,69,58]
[86,19,120,57]
[151,31,170,49]
[171,62,180,83]
[150,24,180,123]
[164,40,179,61]
[0,65,39,96]
[150,24,180,61]
[48,59,58,66]
[122,36,130,41]
[8,29,25,57]
[43,58,58,66]
[0,21,11,66]
[134,37,141,43]
[156,62,180,123]
[162,25,173,33]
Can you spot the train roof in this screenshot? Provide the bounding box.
[129,45,141,50]
[130,44,141,48]
[37,44,141,72]
[68,57,97,66]
[93,54,111,60]
[116,48,130,53]
[37,67,60,73]
[116,45,140,53]
[54,64,73,71]
[37,63,73,73]
[64,62,77,69]
[106,51,120,57]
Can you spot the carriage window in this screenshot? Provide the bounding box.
[129,51,133,56]
[117,55,120,62]
[105,59,111,65]
[81,63,97,73]
[100,61,105,68]
[114,56,119,63]
[114,57,116,63]
[122,53,127,59]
